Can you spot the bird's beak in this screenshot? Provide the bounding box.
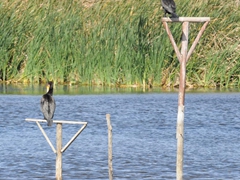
[46,84,50,92]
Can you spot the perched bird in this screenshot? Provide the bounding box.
[40,81,56,126]
[161,0,179,18]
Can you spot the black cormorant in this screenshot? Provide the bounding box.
[161,0,179,18]
[40,81,56,126]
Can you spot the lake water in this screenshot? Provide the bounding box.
[0,85,240,179]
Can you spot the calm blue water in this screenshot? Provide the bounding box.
[0,92,240,179]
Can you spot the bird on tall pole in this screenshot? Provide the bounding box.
[40,81,56,126]
[161,0,179,18]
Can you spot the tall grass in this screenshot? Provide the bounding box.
[0,0,239,87]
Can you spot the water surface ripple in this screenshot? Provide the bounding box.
[0,93,240,179]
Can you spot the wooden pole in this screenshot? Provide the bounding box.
[56,123,62,180]
[36,121,56,153]
[162,21,181,61]
[61,123,87,153]
[186,21,209,61]
[176,21,189,180]
[161,17,210,180]
[106,114,113,180]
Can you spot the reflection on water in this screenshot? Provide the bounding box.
[1,83,239,95]
[0,85,240,179]
[0,83,161,95]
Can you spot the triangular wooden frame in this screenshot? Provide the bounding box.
[25,118,88,180]
[33,119,87,153]
[162,17,210,63]
[161,17,210,180]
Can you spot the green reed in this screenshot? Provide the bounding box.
[0,0,239,87]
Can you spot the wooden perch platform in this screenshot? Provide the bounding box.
[26,118,87,125]
[25,118,88,180]
[162,17,210,22]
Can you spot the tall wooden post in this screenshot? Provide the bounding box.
[176,21,189,180]
[56,123,62,180]
[106,114,113,180]
[162,17,210,180]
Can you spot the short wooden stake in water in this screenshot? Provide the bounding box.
[106,114,113,180]
[162,17,210,180]
[25,118,88,180]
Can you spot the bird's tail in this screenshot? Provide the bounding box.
[47,119,53,126]
[172,13,179,18]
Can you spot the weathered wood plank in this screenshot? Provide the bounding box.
[162,17,210,22]
[25,118,87,125]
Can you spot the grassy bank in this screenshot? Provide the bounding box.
[0,0,239,88]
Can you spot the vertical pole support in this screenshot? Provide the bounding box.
[176,21,189,180]
[106,114,113,180]
[56,123,62,180]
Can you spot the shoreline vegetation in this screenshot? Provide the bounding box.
[1,0,239,88]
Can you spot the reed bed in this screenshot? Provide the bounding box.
[0,0,239,87]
